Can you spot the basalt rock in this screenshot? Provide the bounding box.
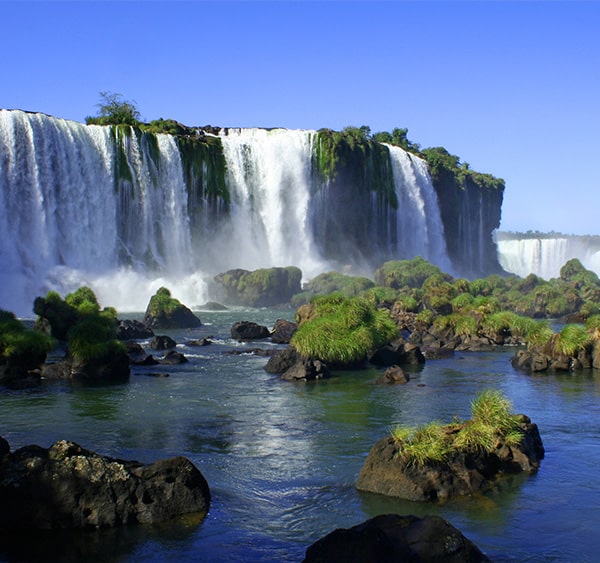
[231,321,270,341]
[369,338,425,366]
[375,365,409,385]
[270,319,298,344]
[303,514,490,563]
[41,349,130,383]
[281,357,330,381]
[264,346,299,374]
[0,438,210,529]
[116,319,154,340]
[150,335,177,350]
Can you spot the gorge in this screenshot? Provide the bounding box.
[0,110,503,316]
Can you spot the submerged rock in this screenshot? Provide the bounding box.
[0,438,210,529]
[375,365,409,385]
[303,514,490,563]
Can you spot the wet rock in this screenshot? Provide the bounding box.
[303,514,491,563]
[270,319,297,344]
[375,365,409,385]
[231,321,270,340]
[116,320,154,340]
[150,335,177,350]
[0,438,210,529]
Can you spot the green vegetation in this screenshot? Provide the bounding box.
[33,287,124,363]
[292,271,375,305]
[374,257,448,290]
[551,324,592,357]
[290,294,399,365]
[314,128,397,207]
[85,92,142,126]
[146,287,182,317]
[0,309,53,366]
[391,390,523,466]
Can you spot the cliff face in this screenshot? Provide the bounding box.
[421,147,505,276]
[311,131,505,276]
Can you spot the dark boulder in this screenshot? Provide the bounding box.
[150,335,177,350]
[231,321,270,340]
[158,351,188,365]
[116,320,154,340]
[281,357,330,381]
[187,337,213,347]
[0,438,210,529]
[264,346,299,374]
[375,365,409,385]
[41,349,130,384]
[303,514,490,563]
[270,319,298,344]
[369,338,425,367]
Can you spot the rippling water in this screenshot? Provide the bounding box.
[1,308,600,562]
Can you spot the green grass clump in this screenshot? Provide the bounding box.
[291,294,398,365]
[391,422,451,466]
[553,324,592,356]
[391,390,523,465]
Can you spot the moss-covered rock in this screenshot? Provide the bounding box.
[214,266,302,307]
[143,287,201,329]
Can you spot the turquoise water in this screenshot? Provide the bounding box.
[1,308,600,562]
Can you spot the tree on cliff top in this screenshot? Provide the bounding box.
[85,91,142,126]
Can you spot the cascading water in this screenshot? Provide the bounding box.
[496,235,600,279]
[385,145,452,271]
[0,110,206,315]
[218,128,327,278]
[1,110,480,317]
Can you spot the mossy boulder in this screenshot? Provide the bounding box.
[143,287,201,329]
[214,267,302,307]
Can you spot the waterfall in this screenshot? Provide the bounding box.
[496,236,600,279]
[218,128,326,278]
[1,110,479,317]
[0,110,205,315]
[385,145,452,271]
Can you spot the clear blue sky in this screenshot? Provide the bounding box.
[3,0,599,235]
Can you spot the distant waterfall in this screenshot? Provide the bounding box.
[496,236,600,279]
[386,145,451,271]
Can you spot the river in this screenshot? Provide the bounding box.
[1,308,599,562]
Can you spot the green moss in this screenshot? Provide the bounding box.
[302,271,375,298]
